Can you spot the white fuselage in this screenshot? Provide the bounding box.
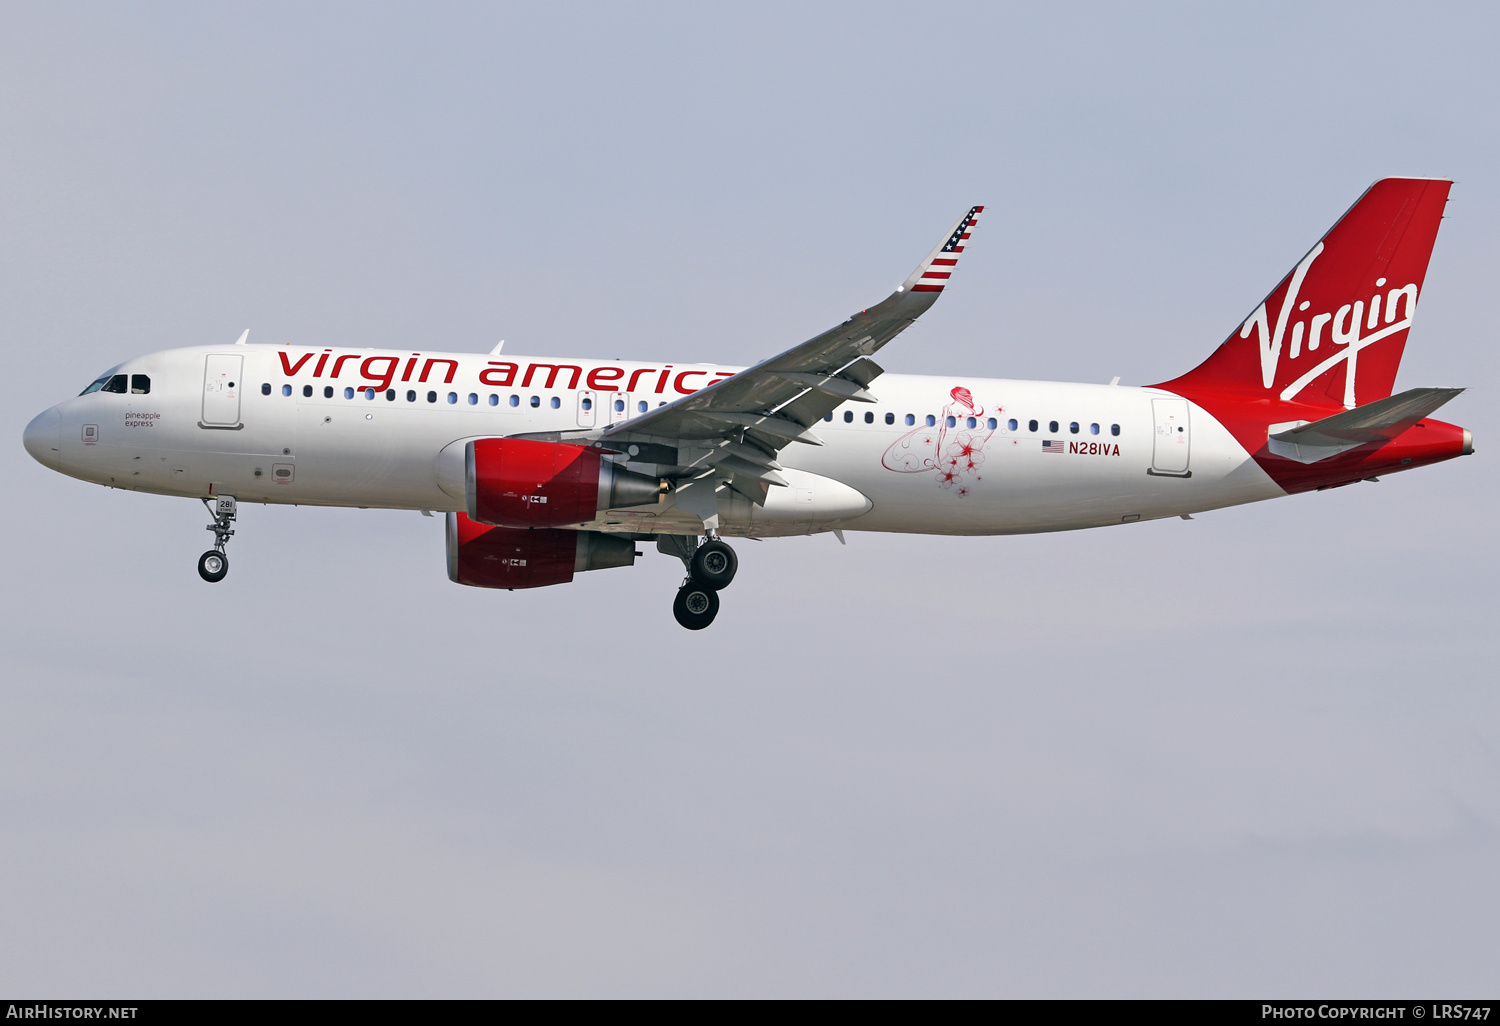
[28,344,1286,537]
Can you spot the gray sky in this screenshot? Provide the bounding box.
[2,1,1496,997]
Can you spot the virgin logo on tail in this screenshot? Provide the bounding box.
[1243,241,1419,407]
[1156,178,1451,412]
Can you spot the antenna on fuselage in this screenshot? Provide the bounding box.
[489,339,505,355]
[234,329,249,346]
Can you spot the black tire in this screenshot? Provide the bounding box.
[690,539,738,590]
[672,581,720,630]
[198,550,228,583]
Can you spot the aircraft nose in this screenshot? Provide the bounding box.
[22,407,61,470]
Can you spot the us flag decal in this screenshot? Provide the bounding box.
[1042,439,1065,453]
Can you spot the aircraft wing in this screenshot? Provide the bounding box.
[596,206,983,511]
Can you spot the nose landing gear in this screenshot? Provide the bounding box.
[198,495,236,583]
[662,533,737,630]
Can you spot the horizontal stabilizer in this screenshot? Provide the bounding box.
[1267,387,1463,463]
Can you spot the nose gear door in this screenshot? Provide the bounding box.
[201,354,244,428]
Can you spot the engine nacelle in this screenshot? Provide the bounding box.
[446,512,637,590]
[465,437,666,528]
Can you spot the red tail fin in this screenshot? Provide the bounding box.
[1156,178,1451,409]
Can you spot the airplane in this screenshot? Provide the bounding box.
[22,178,1473,629]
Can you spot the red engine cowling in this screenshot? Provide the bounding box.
[465,437,666,528]
[446,512,637,590]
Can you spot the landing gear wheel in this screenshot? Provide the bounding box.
[690,539,738,590]
[673,581,720,630]
[197,550,229,583]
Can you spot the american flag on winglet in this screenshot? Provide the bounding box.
[1042,439,1065,453]
[910,206,983,293]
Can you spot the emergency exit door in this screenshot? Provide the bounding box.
[201,354,243,428]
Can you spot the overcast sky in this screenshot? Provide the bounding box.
[2,1,1496,998]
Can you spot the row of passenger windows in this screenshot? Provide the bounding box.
[261,382,666,413]
[80,373,150,396]
[257,381,1121,436]
[824,409,1122,436]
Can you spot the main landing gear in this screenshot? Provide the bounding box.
[198,495,236,583]
[663,535,738,630]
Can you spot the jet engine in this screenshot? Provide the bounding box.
[465,438,667,528]
[446,512,637,590]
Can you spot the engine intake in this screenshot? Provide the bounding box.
[446,512,637,590]
[465,437,666,528]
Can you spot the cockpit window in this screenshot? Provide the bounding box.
[79,374,111,395]
[130,374,150,394]
[100,374,128,394]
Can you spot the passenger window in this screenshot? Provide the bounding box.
[365,388,376,400]
[510,395,520,407]
[261,383,271,395]
[468,393,478,405]
[447,392,458,404]
[1069,421,1079,434]
[550,396,560,409]
[1049,420,1059,433]
[427,391,437,403]
[407,390,417,402]
[966,417,976,428]
[885,412,895,425]
[926,415,936,427]
[282,384,293,396]
[1111,424,1121,436]
[946,416,956,427]
[1028,420,1038,432]
[987,418,997,429]
[1008,419,1017,431]
[101,374,128,394]
[345,387,355,399]
[530,395,540,408]
[616,399,627,413]
[324,386,334,398]
[1090,423,1099,435]
[581,397,591,411]
[640,401,650,413]
[302,384,312,397]
[386,389,396,401]
[824,413,833,422]
[905,414,915,426]
[864,412,874,424]
[844,411,854,422]
[131,375,151,395]
[488,394,498,406]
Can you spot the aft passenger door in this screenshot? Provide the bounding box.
[201,354,243,428]
[1151,398,1190,476]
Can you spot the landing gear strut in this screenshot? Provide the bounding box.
[661,533,737,630]
[198,495,236,583]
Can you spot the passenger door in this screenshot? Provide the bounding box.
[1151,398,1191,475]
[201,354,243,428]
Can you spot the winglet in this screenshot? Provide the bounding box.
[234,329,249,346]
[901,206,983,294]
